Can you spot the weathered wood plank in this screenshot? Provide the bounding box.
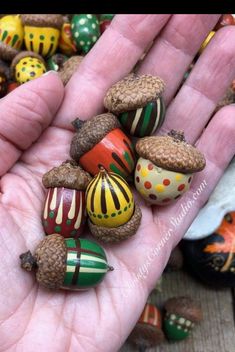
[120,270,235,352]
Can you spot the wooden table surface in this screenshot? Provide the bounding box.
[120,270,235,352]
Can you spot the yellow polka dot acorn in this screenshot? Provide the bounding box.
[11,51,46,84]
[135,130,206,205]
[86,167,142,243]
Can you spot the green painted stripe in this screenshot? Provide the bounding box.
[80,239,106,259]
[80,258,107,271]
[2,30,8,42]
[12,34,19,47]
[77,271,105,287]
[110,163,126,179]
[63,270,74,286]
[65,238,77,248]
[119,112,128,126]
[124,150,134,169]
[140,102,153,136]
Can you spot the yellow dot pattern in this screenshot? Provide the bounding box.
[175,174,183,181]
[155,184,165,193]
[141,168,149,178]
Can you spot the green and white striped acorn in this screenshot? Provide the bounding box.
[163,296,203,341]
[19,234,113,290]
[104,73,166,138]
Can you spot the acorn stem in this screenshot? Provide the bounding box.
[19,250,37,272]
[71,118,85,131]
[168,129,186,142]
[108,265,114,271]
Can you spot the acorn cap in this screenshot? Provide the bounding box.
[0,41,19,61]
[165,296,203,323]
[104,73,165,114]
[58,55,83,85]
[42,160,92,191]
[128,322,165,348]
[70,113,121,162]
[20,234,67,289]
[136,130,206,173]
[88,203,142,243]
[21,14,64,29]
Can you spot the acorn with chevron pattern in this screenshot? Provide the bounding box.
[104,73,166,138]
[86,167,142,242]
[0,15,24,61]
[42,160,91,239]
[70,113,136,181]
[19,234,114,290]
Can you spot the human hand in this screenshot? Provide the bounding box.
[1,14,235,352]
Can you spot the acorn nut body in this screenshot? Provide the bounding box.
[42,160,91,238]
[163,296,202,341]
[21,15,64,58]
[59,22,77,56]
[135,130,206,205]
[20,234,113,290]
[104,73,166,137]
[86,168,142,242]
[0,15,24,61]
[70,113,136,180]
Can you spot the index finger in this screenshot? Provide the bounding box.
[54,14,171,129]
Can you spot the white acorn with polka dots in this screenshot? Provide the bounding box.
[135,130,206,205]
[11,50,46,84]
[71,14,100,54]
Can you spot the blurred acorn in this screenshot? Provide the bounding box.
[47,53,68,71]
[100,14,114,33]
[0,68,7,97]
[0,15,24,60]
[59,21,77,56]
[58,55,83,85]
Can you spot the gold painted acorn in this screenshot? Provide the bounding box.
[20,234,114,290]
[135,130,206,205]
[58,22,77,56]
[0,14,24,61]
[21,14,64,58]
[42,160,91,238]
[86,167,142,242]
[11,51,46,84]
[58,55,83,85]
[104,73,166,137]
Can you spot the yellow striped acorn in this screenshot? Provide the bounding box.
[86,167,134,228]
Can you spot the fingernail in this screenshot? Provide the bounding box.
[42,70,59,76]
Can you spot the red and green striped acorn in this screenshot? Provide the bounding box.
[11,50,46,84]
[128,303,165,349]
[21,14,64,58]
[163,296,203,341]
[71,14,100,54]
[86,167,142,243]
[0,15,24,61]
[135,130,206,206]
[42,160,92,238]
[70,113,136,181]
[20,234,113,290]
[100,14,114,34]
[104,73,166,138]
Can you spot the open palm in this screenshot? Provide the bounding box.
[1,15,235,352]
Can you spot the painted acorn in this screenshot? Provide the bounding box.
[128,303,164,349]
[42,160,91,238]
[0,14,24,61]
[163,296,202,341]
[20,234,113,290]
[11,51,46,84]
[58,22,77,56]
[214,14,235,30]
[104,73,165,138]
[135,130,206,205]
[21,14,64,58]
[100,14,114,34]
[58,55,83,85]
[71,14,100,54]
[47,53,68,72]
[86,167,142,242]
[70,113,136,180]
[182,212,235,287]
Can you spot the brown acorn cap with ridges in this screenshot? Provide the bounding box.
[88,204,142,243]
[165,296,203,323]
[58,55,83,85]
[19,234,67,289]
[42,160,92,191]
[11,50,45,78]
[21,14,64,30]
[0,41,19,61]
[104,73,165,114]
[128,320,165,348]
[70,113,121,162]
[136,130,206,173]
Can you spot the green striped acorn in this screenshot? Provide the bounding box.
[104,73,166,138]
[19,234,113,290]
